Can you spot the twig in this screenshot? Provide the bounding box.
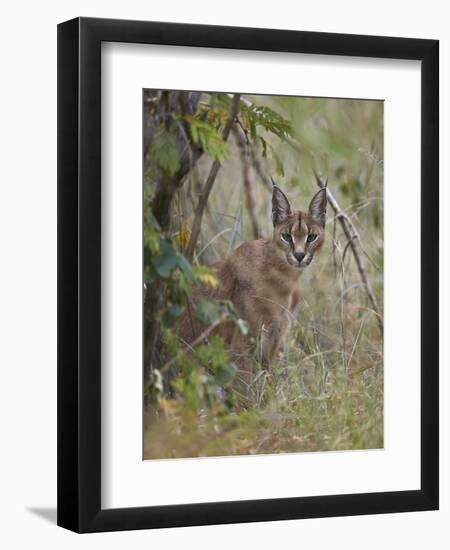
[249,146,273,190]
[161,315,227,373]
[314,172,383,336]
[358,242,381,272]
[340,212,381,272]
[232,103,272,192]
[342,235,356,266]
[233,127,259,239]
[235,117,250,144]
[332,215,338,276]
[229,203,242,251]
[183,316,225,350]
[186,94,241,261]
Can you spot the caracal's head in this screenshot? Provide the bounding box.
[271,183,327,270]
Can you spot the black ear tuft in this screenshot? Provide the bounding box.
[308,188,327,227]
[272,185,292,226]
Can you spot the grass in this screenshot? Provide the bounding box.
[144,93,384,460]
[144,254,383,459]
[144,376,383,459]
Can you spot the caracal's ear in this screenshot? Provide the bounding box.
[272,184,292,226]
[308,187,327,227]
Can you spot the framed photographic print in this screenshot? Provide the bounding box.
[57,17,439,532]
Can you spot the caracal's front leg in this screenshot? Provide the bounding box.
[258,315,289,368]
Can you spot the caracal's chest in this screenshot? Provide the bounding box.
[232,270,296,331]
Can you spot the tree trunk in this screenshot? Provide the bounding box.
[143,91,203,390]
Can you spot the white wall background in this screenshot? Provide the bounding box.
[0,1,447,548]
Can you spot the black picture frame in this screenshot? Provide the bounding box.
[57,17,439,533]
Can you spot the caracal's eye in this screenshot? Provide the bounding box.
[307,233,318,243]
[281,233,292,244]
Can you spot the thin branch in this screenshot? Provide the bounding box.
[186,94,241,261]
[314,172,383,336]
[161,315,227,374]
[232,104,272,192]
[358,242,381,272]
[235,116,250,144]
[342,235,357,265]
[332,214,338,276]
[234,127,259,239]
[249,146,273,190]
[339,209,381,271]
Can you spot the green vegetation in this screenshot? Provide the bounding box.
[143,90,383,459]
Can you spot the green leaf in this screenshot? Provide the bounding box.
[189,118,229,162]
[144,224,160,254]
[195,299,227,324]
[161,304,185,328]
[151,239,178,278]
[242,104,293,142]
[172,369,206,411]
[214,362,237,386]
[176,253,193,276]
[270,146,285,177]
[162,327,181,355]
[192,264,220,288]
[195,336,229,369]
[149,126,180,176]
[249,118,257,141]
[259,136,268,158]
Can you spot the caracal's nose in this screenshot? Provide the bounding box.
[294,251,305,264]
